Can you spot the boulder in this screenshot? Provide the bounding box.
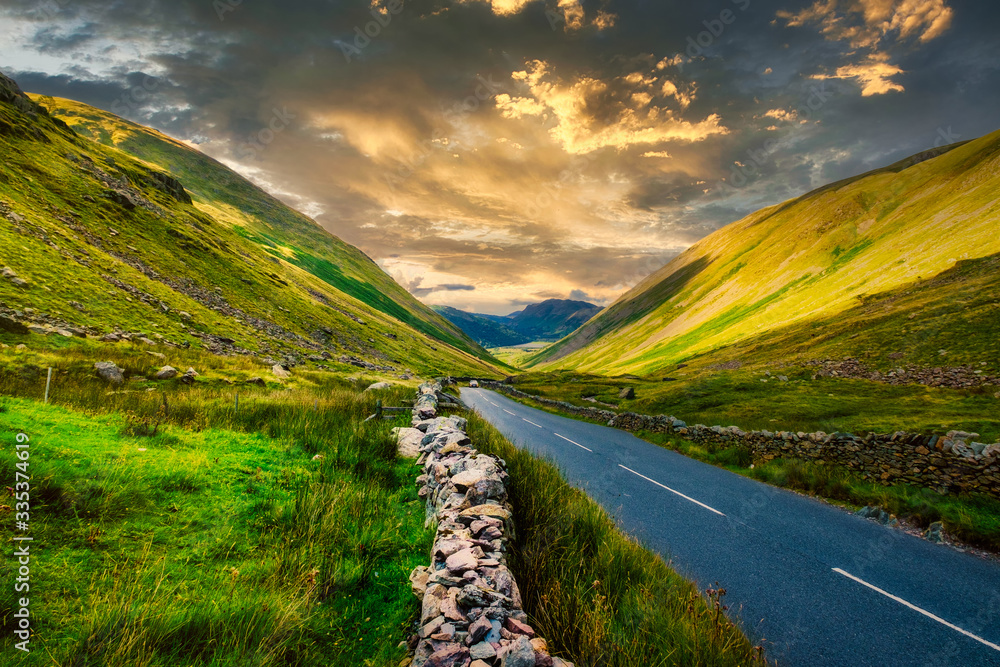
[426,645,470,667]
[180,367,199,385]
[505,617,536,638]
[272,364,291,379]
[246,376,266,387]
[409,565,431,598]
[366,381,393,391]
[618,387,635,400]
[445,548,478,573]
[155,366,178,380]
[94,361,125,385]
[502,636,536,667]
[394,427,425,458]
[924,522,945,543]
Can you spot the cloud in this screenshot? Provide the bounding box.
[455,0,616,31]
[496,60,727,155]
[777,0,954,48]
[777,0,954,96]
[811,52,905,96]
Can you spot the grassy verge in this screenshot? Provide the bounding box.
[0,361,430,665]
[487,387,1000,553]
[505,370,1000,443]
[638,430,1000,551]
[464,412,767,667]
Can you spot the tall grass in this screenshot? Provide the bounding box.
[0,357,429,666]
[464,412,768,667]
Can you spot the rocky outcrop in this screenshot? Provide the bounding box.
[476,381,1000,500]
[406,382,571,667]
[810,357,998,390]
[145,170,192,205]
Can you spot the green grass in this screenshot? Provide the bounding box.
[488,342,552,368]
[0,355,431,666]
[464,412,767,667]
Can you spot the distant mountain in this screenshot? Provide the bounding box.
[528,130,1000,375]
[0,70,500,376]
[506,299,602,340]
[435,298,602,347]
[432,306,530,348]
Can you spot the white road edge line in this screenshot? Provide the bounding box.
[522,418,543,428]
[618,465,726,516]
[832,568,1000,652]
[503,409,517,416]
[554,433,593,452]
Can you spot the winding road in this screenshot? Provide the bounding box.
[462,387,1000,667]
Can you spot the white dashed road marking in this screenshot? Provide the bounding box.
[832,568,1000,652]
[503,409,517,416]
[522,418,543,428]
[618,464,726,516]
[554,433,593,452]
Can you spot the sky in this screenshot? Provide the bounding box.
[1,0,998,315]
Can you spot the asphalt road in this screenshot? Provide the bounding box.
[462,387,1000,667]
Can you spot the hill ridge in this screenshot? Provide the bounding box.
[529,128,1000,374]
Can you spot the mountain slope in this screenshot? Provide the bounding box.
[529,130,1000,374]
[432,306,530,347]
[0,71,498,376]
[506,299,602,340]
[31,92,489,362]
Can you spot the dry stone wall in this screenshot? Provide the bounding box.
[399,382,572,667]
[468,380,1000,499]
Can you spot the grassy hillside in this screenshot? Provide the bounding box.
[0,71,498,378]
[529,131,1000,375]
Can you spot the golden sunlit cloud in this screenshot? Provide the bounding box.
[777,0,952,96]
[496,60,726,155]
[812,52,905,96]
[557,0,585,30]
[777,0,953,48]
[763,108,799,122]
[456,0,616,31]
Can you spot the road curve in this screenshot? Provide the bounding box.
[463,387,1000,667]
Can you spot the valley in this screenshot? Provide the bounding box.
[2,61,999,667]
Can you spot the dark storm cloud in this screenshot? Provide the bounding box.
[1,0,998,312]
